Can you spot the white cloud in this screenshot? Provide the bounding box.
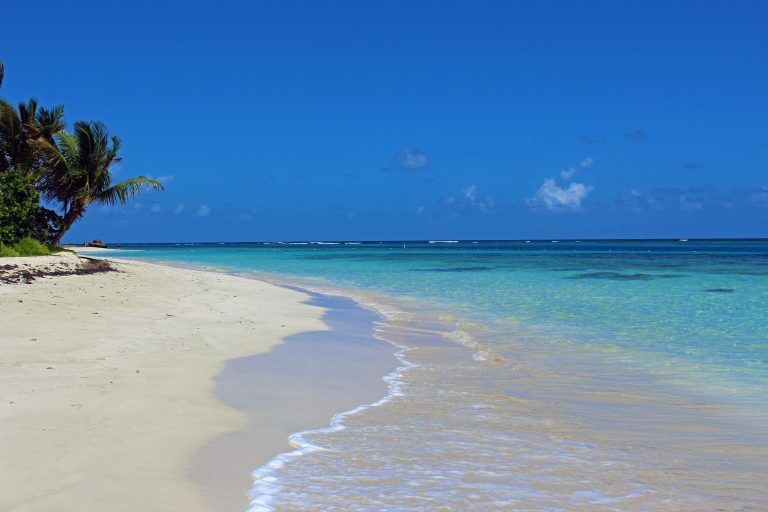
[530,158,595,212]
[195,204,211,217]
[749,187,768,205]
[559,156,593,180]
[463,184,477,202]
[679,195,703,212]
[456,184,494,212]
[528,178,593,212]
[174,203,186,215]
[395,147,429,170]
[155,175,174,184]
[616,185,732,213]
[150,204,164,213]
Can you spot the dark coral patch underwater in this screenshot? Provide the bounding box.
[568,272,684,281]
[412,267,495,273]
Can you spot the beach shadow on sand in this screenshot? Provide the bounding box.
[190,291,399,511]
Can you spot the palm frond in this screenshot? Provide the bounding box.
[0,99,28,168]
[17,99,38,125]
[33,105,66,141]
[95,176,164,205]
[34,119,165,243]
[30,136,75,202]
[105,135,123,169]
[54,130,80,166]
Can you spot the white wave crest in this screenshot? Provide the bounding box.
[246,324,417,512]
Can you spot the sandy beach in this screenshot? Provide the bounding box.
[0,253,334,511]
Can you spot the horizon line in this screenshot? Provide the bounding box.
[64,237,768,245]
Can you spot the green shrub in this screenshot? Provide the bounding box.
[0,244,20,257]
[12,237,51,256]
[0,171,62,245]
[0,238,65,257]
[0,171,40,245]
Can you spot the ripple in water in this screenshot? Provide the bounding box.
[247,302,768,511]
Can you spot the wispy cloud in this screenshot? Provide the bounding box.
[678,195,703,211]
[155,174,175,184]
[395,147,429,170]
[463,184,478,202]
[616,185,734,213]
[440,185,494,212]
[624,130,649,141]
[559,156,593,180]
[681,162,699,171]
[748,187,768,206]
[577,133,606,144]
[95,200,206,218]
[461,184,494,211]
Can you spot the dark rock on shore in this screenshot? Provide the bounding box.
[84,239,108,248]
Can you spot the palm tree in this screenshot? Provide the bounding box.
[0,60,4,88]
[0,98,65,173]
[0,91,66,244]
[34,120,164,244]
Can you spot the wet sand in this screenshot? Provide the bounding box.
[191,293,399,511]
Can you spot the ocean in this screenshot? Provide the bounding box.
[106,240,768,510]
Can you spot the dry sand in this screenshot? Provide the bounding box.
[0,253,327,511]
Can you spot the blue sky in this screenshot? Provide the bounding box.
[2,0,767,241]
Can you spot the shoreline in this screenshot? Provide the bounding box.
[7,247,768,509]
[0,252,398,511]
[80,249,768,412]
[192,292,400,511]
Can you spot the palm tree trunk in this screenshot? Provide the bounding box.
[51,206,83,245]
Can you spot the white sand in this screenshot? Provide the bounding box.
[0,254,326,511]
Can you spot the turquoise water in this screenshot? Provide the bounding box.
[112,240,768,394]
[107,240,768,510]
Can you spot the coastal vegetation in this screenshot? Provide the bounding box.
[0,237,62,257]
[0,60,163,254]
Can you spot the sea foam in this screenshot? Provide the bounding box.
[246,316,417,512]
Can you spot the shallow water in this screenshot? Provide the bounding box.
[107,240,768,510]
[190,293,397,511]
